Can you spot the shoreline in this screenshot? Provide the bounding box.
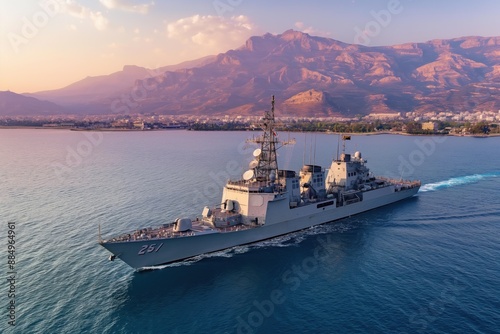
[0,126,181,131]
[1,126,499,137]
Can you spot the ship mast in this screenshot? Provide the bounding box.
[248,96,294,183]
[253,96,278,182]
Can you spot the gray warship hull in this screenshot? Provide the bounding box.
[99,96,421,270]
[100,185,419,269]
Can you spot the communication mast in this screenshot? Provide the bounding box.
[248,96,294,183]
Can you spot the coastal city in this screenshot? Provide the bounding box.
[2,109,499,135]
[2,1,500,334]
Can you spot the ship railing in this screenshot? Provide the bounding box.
[226,180,284,193]
[378,177,421,188]
[104,218,261,242]
[105,227,202,242]
[227,179,269,186]
[218,224,255,233]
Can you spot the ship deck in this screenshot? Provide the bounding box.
[102,178,420,244]
[384,178,421,189]
[102,219,256,243]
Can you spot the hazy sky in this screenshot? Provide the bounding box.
[1,0,500,93]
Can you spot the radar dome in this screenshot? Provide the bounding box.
[243,170,254,181]
[354,151,362,159]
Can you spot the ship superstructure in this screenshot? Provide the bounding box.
[99,96,420,269]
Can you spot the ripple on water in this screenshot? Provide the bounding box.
[1,131,500,334]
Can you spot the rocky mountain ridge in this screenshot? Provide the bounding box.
[119,30,500,116]
[3,30,500,117]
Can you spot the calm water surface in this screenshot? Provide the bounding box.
[1,129,499,333]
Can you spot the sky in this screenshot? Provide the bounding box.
[1,0,500,93]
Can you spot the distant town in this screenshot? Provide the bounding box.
[1,109,500,136]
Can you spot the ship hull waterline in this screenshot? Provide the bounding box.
[99,187,419,270]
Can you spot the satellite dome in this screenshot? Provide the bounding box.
[243,170,255,181]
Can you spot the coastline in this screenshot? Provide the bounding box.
[0,126,178,131]
[1,126,499,137]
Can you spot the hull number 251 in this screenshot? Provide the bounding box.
[138,243,164,255]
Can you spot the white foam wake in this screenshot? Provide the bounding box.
[419,172,500,192]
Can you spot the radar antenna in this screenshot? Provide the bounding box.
[247,96,294,183]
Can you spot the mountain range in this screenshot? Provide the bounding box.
[0,91,65,116]
[2,30,500,117]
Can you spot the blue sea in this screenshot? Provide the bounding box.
[1,129,499,334]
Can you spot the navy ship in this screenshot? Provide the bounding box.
[99,96,420,269]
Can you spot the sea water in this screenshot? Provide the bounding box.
[1,130,499,333]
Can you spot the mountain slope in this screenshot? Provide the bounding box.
[0,91,65,116]
[119,31,500,116]
[27,55,217,110]
[21,31,500,116]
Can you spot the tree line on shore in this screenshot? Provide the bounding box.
[1,118,498,135]
[191,120,499,135]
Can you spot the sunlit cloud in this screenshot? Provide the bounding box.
[63,0,109,30]
[166,15,256,53]
[99,0,153,14]
[64,0,88,19]
[90,11,109,31]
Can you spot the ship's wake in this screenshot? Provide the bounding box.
[419,172,500,192]
[139,221,358,271]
